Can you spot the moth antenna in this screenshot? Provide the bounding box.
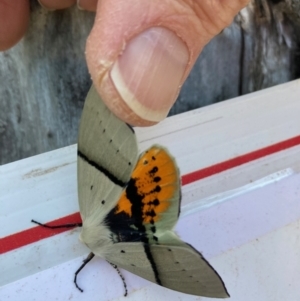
[31,219,82,229]
[108,261,128,296]
[74,252,95,293]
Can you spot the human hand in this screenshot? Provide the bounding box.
[0,0,249,126]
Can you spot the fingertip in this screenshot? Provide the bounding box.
[0,0,30,51]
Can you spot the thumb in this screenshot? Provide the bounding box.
[86,0,249,126]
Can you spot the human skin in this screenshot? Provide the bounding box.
[0,0,250,126]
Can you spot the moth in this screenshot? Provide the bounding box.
[33,86,229,298]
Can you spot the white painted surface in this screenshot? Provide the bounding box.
[1,173,300,301]
[1,80,300,300]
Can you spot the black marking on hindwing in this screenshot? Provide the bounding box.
[144,244,162,285]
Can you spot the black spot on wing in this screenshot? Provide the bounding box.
[78,150,126,187]
[153,176,161,183]
[148,199,159,206]
[149,166,158,175]
[145,209,156,218]
[146,166,161,189]
[151,186,161,193]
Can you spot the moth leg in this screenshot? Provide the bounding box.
[74,252,95,293]
[107,261,128,297]
[31,219,82,228]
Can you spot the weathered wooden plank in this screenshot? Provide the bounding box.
[0,0,300,165]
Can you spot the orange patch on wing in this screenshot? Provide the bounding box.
[115,194,132,217]
[116,146,179,223]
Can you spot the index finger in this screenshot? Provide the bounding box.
[0,0,29,51]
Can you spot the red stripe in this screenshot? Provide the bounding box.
[1,135,300,255]
[0,213,82,254]
[182,135,300,185]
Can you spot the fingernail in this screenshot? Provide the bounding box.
[110,27,189,122]
[77,0,83,10]
[37,0,56,10]
[77,0,97,11]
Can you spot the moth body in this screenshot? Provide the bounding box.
[80,222,113,258]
